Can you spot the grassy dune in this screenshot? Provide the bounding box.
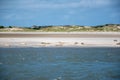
[0,24,120,32]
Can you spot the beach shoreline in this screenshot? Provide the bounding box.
[0,32,120,47]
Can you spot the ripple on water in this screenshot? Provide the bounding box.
[0,47,120,80]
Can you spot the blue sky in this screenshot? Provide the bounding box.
[0,0,120,27]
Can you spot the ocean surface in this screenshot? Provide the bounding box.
[0,47,120,80]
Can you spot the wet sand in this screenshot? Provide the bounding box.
[0,32,120,38]
[0,32,120,47]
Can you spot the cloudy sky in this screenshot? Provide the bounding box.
[0,0,120,26]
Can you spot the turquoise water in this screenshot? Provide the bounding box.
[0,47,120,80]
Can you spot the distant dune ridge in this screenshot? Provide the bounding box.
[0,24,120,32]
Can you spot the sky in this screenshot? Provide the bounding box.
[0,0,120,27]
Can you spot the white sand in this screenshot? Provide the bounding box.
[0,32,120,47]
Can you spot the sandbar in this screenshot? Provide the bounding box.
[0,32,120,47]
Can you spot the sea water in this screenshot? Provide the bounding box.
[0,47,120,80]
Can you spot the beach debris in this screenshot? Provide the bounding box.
[113,39,118,42]
[81,42,84,45]
[56,42,64,46]
[41,42,50,44]
[74,42,78,44]
[116,42,120,45]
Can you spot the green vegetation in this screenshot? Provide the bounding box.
[9,26,12,28]
[0,25,4,29]
[0,24,120,32]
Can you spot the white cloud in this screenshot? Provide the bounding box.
[0,0,113,10]
[3,13,34,20]
[26,0,112,9]
[78,0,112,8]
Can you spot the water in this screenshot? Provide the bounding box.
[0,47,120,80]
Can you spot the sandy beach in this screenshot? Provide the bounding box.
[0,32,120,47]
